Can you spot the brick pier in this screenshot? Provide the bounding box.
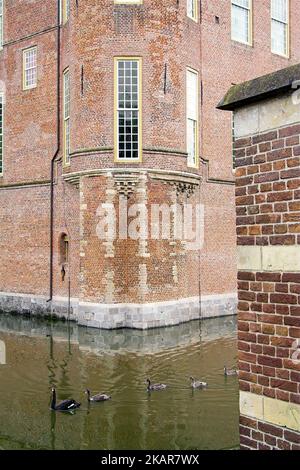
[218,64,300,450]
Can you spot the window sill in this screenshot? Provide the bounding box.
[23,85,37,92]
[187,16,198,23]
[115,159,142,164]
[231,38,253,48]
[271,50,290,60]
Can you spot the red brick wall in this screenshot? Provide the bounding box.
[1,1,300,305]
[235,125,300,395]
[235,122,300,450]
[0,0,58,184]
[202,0,300,181]
[79,173,201,304]
[0,185,50,295]
[240,416,300,450]
[235,125,300,247]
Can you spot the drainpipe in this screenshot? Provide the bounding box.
[48,0,61,303]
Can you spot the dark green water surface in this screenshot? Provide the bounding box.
[0,313,239,450]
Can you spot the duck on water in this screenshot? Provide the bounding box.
[85,389,111,402]
[146,379,167,392]
[224,366,238,377]
[50,387,81,412]
[190,377,208,389]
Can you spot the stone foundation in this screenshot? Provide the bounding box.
[0,291,237,330]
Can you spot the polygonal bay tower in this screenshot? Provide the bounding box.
[0,0,299,328]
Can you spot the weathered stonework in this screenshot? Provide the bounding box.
[0,291,237,330]
[220,66,300,450]
[2,1,300,328]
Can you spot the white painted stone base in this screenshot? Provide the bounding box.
[240,391,300,432]
[0,291,237,330]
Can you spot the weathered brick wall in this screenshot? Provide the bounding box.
[235,126,300,248]
[240,416,300,450]
[78,172,201,306]
[0,0,58,184]
[2,1,300,325]
[202,0,300,181]
[233,94,300,449]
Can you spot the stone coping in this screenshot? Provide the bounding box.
[217,63,300,111]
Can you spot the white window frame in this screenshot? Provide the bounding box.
[63,69,71,166]
[231,0,253,46]
[271,0,289,58]
[0,0,3,50]
[23,46,37,91]
[62,0,70,24]
[186,68,199,169]
[114,57,142,162]
[0,93,3,176]
[187,0,198,22]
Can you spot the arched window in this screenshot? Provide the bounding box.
[59,233,69,265]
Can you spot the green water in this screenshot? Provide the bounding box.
[0,313,239,450]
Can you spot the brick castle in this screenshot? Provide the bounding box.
[0,0,300,328]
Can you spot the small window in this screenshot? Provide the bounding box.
[187,0,198,22]
[0,93,3,176]
[63,69,70,165]
[231,0,252,45]
[60,234,69,265]
[271,0,289,57]
[186,68,199,168]
[23,47,37,90]
[62,0,70,24]
[0,0,3,50]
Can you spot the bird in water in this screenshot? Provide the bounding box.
[146,378,167,392]
[224,366,238,376]
[85,389,111,402]
[50,387,81,412]
[190,376,208,389]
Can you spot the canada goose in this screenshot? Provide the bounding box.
[85,389,111,402]
[224,366,238,376]
[146,378,167,392]
[50,387,81,412]
[190,376,208,389]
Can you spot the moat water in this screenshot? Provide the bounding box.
[0,313,239,450]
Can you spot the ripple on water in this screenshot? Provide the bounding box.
[0,313,239,450]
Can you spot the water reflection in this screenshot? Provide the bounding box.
[0,313,239,450]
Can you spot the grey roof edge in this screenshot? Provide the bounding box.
[217,63,300,111]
